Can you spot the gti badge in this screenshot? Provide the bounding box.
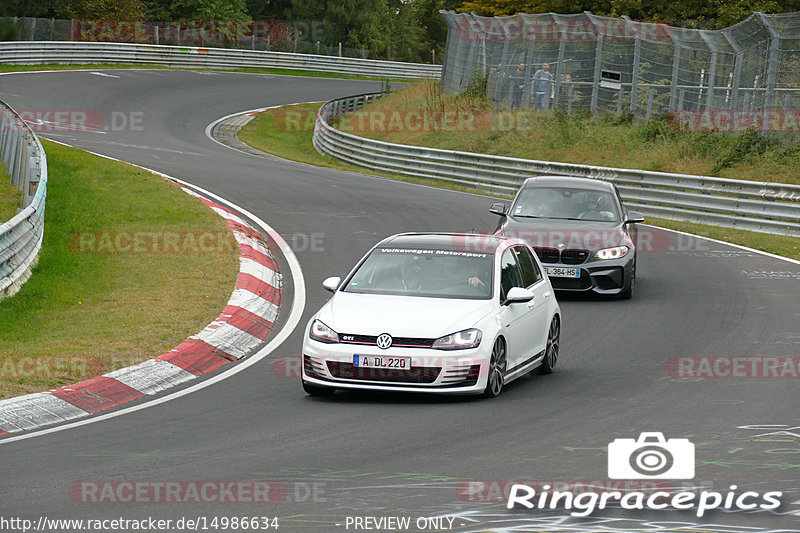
[376,333,393,349]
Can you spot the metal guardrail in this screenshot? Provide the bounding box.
[314,92,800,236]
[0,101,47,300]
[0,41,441,79]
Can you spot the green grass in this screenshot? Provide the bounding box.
[0,169,23,222]
[239,96,800,262]
[0,140,239,399]
[238,102,498,194]
[335,80,800,185]
[646,217,800,261]
[238,103,336,167]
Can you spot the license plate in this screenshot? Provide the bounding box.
[545,267,580,278]
[354,355,411,369]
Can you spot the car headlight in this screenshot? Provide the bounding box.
[432,328,482,350]
[595,245,629,260]
[309,319,339,344]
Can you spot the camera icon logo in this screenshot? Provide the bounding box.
[608,432,695,479]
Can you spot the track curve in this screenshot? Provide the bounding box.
[0,70,798,532]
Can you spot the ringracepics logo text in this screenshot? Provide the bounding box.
[506,433,782,517]
[506,482,782,517]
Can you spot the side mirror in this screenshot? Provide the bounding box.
[322,276,341,293]
[489,203,507,216]
[504,286,535,305]
[626,211,645,224]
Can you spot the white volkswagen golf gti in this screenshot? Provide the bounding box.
[301,233,562,398]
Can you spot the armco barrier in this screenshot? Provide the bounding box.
[313,93,800,236]
[0,101,47,300]
[0,41,441,79]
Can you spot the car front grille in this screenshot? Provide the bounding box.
[534,247,590,265]
[533,247,560,263]
[326,361,440,383]
[339,334,435,349]
[561,249,590,265]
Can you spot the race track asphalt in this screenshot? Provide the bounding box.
[0,70,798,532]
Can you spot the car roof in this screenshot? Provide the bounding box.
[520,175,614,191]
[378,232,506,253]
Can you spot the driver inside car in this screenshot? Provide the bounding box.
[578,193,615,221]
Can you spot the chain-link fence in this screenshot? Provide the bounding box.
[440,10,800,128]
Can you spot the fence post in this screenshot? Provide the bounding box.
[646,88,654,119]
[757,12,781,132]
[494,22,511,103]
[705,51,717,111]
[523,35,535,108]
[624,16,641,115]
[590,35,604,114]
[669,44,681,111]
[553,21,567,109]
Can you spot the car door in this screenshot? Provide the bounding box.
[498,248,539,371]
[513,244,551,360]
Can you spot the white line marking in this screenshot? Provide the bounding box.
[641,224,800,266]
[90,72,120,78]
[0,141,306,445]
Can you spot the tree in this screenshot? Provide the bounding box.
[245,0,293,19]
[457,0,540,16]
[167,0,250,20]
[290,0,394,56]
[0,0,59,17]
[56,0,148,20]
[414,0,462,59]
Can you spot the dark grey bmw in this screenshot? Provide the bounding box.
[490,176,644,299]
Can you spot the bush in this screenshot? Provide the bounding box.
[637,114,676,143]
[711,131,769,174]
[0,18,20,41]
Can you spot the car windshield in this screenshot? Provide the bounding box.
[511,187,621,222]
[343,247,494,300]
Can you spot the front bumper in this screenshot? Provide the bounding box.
[544,254,634,295]
[301,340,491,394]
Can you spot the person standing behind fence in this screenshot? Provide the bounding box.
[533,62,553,111]
[510,62,526,108]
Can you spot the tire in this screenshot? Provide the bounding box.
[619,261,636,300]
[483,339,507,398]
[538,316,560,374]
[302,380,335,397]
